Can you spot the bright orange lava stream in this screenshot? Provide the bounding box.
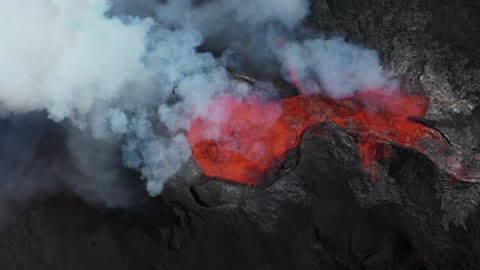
[187,89,449,185]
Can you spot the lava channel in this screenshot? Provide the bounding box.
[187,87,466,185]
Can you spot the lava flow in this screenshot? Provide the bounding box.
[187,87,458,185]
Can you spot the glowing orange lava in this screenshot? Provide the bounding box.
[187,37,478,185]
[187,88,451,185]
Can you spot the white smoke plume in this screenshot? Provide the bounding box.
[152,0,396,95]
[0,0,151,119]
[276,37,398,97]
[0,0,397,211]
[0,0,234,197]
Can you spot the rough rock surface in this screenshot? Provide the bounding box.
[1,122,479,269]
[1,0,480,269]
[308,0,480,177]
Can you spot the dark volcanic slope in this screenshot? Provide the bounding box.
[0,125,431,269]
[1,1,480,270]
[3,122,479,269]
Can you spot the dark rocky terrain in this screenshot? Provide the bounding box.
[1,0,480,269]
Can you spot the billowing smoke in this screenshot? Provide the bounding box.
[154,0,310,76]
[0,0,151,119]
[0,0,396,214]
[276,38,398,97]
[0,0,234,198]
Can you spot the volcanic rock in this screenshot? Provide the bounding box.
[1,121,479,269]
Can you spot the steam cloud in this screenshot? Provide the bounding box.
[0,0,396,214]
[277,38,398,97]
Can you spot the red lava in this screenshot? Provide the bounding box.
[187,88,449,185]
[187,37,476,185]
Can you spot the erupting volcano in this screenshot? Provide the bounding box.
[188,75,477,185]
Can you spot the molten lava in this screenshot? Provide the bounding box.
[187,88,454,185]
[187,37,478,185]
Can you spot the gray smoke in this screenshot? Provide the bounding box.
[276,37,398,97]
[154,0,310,76]
[0,0,397,212]
[152,0,396,93]
[0,113,62,226]
[155,0,308,34]
[0,113,143,226]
